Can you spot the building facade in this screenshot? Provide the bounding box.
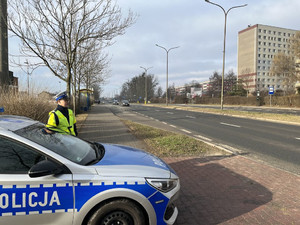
[238,24,298,94]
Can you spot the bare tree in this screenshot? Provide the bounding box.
[270,52,297,94]
[8,0,136,105]
[73,41,110,111]
[270,31,300,94]
[239,68,254,97]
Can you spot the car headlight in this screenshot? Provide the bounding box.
[146,178,178,192]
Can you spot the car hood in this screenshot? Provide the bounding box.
[93,143,176,178]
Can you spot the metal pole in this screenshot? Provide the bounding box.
[24,59,29,95]
[205,0,247,110]
[155,44,180,106]
[140,66,153,104]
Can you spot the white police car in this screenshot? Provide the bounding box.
[0,115,180,225]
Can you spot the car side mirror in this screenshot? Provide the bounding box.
[29,160,64,178]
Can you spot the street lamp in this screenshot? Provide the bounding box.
[205,0,247,110]
[140,66,153,104]
[155,44,180,106]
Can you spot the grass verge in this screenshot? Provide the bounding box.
[147,104,300,125]
[123,120,228,157]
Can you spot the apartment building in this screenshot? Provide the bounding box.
[237,24,298,94]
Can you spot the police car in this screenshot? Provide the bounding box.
[0,115,180,225]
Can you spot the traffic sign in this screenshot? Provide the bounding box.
[269,86,274,95]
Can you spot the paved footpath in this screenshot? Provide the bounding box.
[79,105,300,225]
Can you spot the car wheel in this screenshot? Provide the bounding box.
[87,199,146,225]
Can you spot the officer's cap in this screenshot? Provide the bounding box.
[55,91,69,101]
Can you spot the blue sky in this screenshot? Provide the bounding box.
[8,0,300,97]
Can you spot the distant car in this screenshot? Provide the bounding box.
[112,100,119,105]
[94,100,100,104]
[122,100,130,106]
[0,115,180,225]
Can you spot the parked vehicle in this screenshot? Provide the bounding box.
[0,115,180,225]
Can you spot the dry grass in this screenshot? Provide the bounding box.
[0,90,55,123]
[0,90,87,124]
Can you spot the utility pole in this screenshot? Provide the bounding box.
[0,0,9,88]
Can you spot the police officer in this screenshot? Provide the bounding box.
[46,91,78,136]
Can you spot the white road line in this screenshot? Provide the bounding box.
[186,116,196,119]
[166,112,174,114]
[296,138,300,140]
[170,125,177,128]
[194,135,212,142]
[181,129,192,134]
[220,122,241,128]
[162,122,167,125]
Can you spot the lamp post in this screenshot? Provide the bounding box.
[140,66,153,104]
[156,44,180,106]
[205,0,247,110]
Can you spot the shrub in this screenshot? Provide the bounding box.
[0,90,55,123]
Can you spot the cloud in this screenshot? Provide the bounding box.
[8,0,300,97]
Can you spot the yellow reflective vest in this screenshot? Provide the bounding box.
[46,109,77,136]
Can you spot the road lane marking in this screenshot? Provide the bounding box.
[181,129,192,134]
[220,122,241,128]
[162,122,167,125]
[296,138,300,140]
[170,125,177,128]
[186,116,196,119]
[167,112,174,114]
[194,135,212,142]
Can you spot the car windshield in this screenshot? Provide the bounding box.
[14,123,104,165]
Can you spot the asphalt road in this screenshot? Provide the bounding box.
[109,104,300,175]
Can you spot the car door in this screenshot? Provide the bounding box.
[0,136,74,225]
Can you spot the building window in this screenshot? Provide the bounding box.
[278,32,281,36]
[259,29,262,32]
[278,38,281,41]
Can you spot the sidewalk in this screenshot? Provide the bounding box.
[78,105,300,225]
